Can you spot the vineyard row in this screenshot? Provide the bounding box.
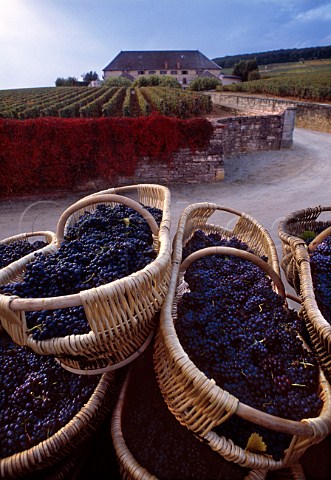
[221,72,331,102]
[0,86,212,119]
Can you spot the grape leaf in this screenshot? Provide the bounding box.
[245,432,267,453]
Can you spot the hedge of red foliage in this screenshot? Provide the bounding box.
[0,115,214,197]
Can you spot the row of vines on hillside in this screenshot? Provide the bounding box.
[220,72,331,102]
[0,86,213,119]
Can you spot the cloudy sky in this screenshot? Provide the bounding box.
[1,0,330,90]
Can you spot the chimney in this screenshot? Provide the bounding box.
[164,61,168,69]
[176,61,180,69]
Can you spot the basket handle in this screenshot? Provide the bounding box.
[56,193,159,245]
[179,246,286,298]
[307,225,331,252]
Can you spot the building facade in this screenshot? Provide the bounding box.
[102,50,222,87]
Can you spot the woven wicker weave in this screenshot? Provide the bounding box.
[153,202,331,475]
[0,184,171,373]
[278,206,331,383]
[0,370,121,479]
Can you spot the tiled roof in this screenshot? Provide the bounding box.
[103,50,221,72]
[199,70,219,79]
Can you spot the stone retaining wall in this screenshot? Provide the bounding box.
[213,111,293,155]
[115,109,292,185]
[209,92,331,133]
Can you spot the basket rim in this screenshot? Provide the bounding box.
[278,205,331,240]
[0,231,57,245]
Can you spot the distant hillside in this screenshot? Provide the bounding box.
[213,45,331,69]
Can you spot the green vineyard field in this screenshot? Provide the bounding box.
[220,70,331,102]
[0,86,213,119]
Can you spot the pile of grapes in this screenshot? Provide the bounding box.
[0,203,162,340]
[0,332,100,458]
[0,238,48,269]
[175,230,322,461]
[308,233,331,325]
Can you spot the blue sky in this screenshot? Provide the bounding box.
[1,0,330,90]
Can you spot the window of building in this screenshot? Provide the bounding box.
[160,70,167,74]
[181,70,188,74]
[148,70,156,74]
[170,70,177,75]
[138,70,145,75]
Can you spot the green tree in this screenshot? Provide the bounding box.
[247,69,261,81]
[82,71,99,82]
[188,77,221,91]
[232,58,259,81]
[55,76,78,87]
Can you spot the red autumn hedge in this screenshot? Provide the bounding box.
[0,115,214,197]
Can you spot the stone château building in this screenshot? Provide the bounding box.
[102,50,223,87]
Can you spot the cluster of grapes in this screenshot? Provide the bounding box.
[176,230,322,461]
[0,203,162,340]
[0,332,99,458]
[309,234,331,324]
[0,239,48,269]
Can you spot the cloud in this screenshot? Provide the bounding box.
[296,4,331,22]
[0,0,105,89]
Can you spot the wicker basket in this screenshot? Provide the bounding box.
[153,202,331,476]
[0,184,171,374]
[112,349,271,480]
[278,206,331,383]
[278,206,331,292]
[0,367,123,479]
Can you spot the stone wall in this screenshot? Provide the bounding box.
[209,92,331,133]
[213,111,293,155]
[116,132,225,185]
[115,109,292,185]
